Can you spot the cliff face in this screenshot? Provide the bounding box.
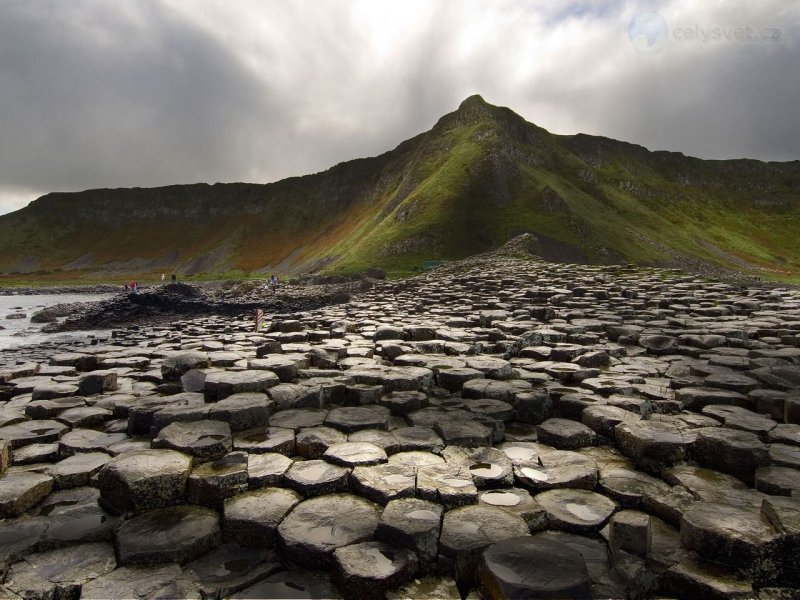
[1,95,798,280]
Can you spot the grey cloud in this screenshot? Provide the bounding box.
[0,0,276,191]
[0,0,798,216]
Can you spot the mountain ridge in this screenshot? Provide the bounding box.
[1,95,798,282]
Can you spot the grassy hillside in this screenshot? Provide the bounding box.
[1,95,798,283]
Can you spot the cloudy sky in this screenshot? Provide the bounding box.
[0,0,797,215]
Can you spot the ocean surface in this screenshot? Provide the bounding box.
[0,293,114,350]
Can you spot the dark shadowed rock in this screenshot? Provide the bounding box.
[4,542,117,600]
[439,504,529,589]
[692,427,769,485]
[478,535,591,599]
[115,505,221,565]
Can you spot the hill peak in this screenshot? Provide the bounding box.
[458,94,489,110]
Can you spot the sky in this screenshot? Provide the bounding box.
[0,0,798,215]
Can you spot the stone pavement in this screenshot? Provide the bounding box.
[1,247,800,598]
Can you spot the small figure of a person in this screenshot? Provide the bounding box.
[171,273,177,283]
[161,273,165,283]
[124,283,129,292]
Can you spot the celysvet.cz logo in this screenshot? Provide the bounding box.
[629,11,784,53]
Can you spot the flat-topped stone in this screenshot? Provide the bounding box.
[535,488,617,533]
[97,448,192,514]
[284,459,350,497]
[417,463,478,509]
[30,383,80,401]
[208,392,272,432]
[78,563,200,600]
[0,420,69,449]
[615,420,689,475]
[439,505,529,585]
[478,488,547,532]
[25,396,85,419]
[247,452,293,488]
[115,505,221,565]
[152,420,232,463]
[333,541,418,600]
[269,408,328,431]
[184,543,281,599]
[277,494,382,568]
[223,487,301,547]
[58,428,128,457]
[127,393,205,435]
[234,426,296,455]
[0,471,53,517]
[4,542,117,600]
[478,536,591,599]
[162,351,211,381]
[46,452,110,490]
[692,427,770,485]
[186,451,249,507]
[537,418,596,449]
[376,498,443,569]
[514,450,598,492]
[295,426,347,459]
[434,420,492,447]
[351,463,416,505]
[325,406,390,433]
[681,501,778,568]
[204,370,280,401]
[324,442,387,468]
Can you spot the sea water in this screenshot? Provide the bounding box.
[0,293,114,350]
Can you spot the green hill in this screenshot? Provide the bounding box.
[1,95,798,282]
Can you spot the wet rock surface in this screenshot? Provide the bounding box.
[2,243,800,597]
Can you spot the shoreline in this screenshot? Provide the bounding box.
[0,284,124,296]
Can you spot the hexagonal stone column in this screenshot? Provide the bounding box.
[97,449,192,514]
[115,505,221,565]
[477,536,591,599]
[152,420,232,463]
[224,487,301,547]
[277,494,382,568]
[333,541,419,600]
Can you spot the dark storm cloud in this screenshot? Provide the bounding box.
[0,1,276,197]
[0,0,798,215]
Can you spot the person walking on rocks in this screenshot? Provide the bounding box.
[161,273,165,283]
[171,273,177,283]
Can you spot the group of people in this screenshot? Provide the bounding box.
[124,273,177,292]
